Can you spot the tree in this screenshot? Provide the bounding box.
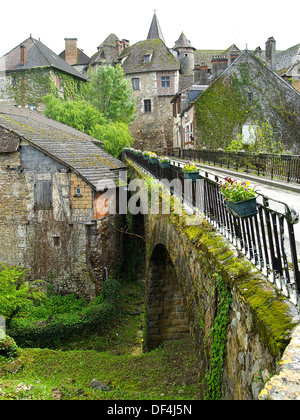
[43,95,133,158]
[85,64,136,124]
[43,95,106,135]
[92,121,134,158]
[0,264,45,327]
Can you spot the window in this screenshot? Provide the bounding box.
[161,76,171,88]
[144,54,151,63]
[132,78,140,90]
[34,180,52,210]
[12,76,18,86]
[74,187,82,196]
[144,99,151,113]
[248,92,253,102]
[53,236,60,247]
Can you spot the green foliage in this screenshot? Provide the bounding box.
[8,278,121,349]
[85,64,136,124]
[43,95,133,158]
[0,264,45,325]
[219,177,256,202]
[194,69,252,149]
[43,95,106,134]
[92,120,134,159]
[204,273,232,400]
[102,278,121,304]
[0,335,20,360]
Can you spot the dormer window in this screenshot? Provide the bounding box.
[144,52,153,63]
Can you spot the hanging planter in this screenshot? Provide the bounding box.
[183,171,200,180]
[220,177,258,219]
[159,161,170,169]
[225,197,258,218]
[143,151,150,160]
[149,152,158,163]
[182,161,199,180]
[159,157,170,168]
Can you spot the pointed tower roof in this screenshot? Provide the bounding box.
[173,33,195,51]
[147,12,165,43]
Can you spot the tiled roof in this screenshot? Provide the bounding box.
[147,12,165,43]
[0,104,125,190]
[119,38,180,74]
[59,48,90,66]
[276,43,300,73]
[0,36,87,81]
[0,126,20,152]
[173,33,195,51]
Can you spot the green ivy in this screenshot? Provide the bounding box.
[6,68,85,107]
[204,272,232,400]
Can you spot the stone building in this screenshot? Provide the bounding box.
[0,104,126,299]
[118,14,180,152]
[193,49,300,153]
[0,36,87,108]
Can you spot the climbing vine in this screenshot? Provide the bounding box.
[194,57,299,152]
[204,272,232,400]
[7,68,85,107]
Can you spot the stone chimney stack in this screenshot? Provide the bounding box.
[265,37,276,70]
[64,38,78,66]
[194,62,208,84]
[20,45,26,65]
[116,39,130,56]
[211,55,228,78]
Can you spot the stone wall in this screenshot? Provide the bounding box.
[128,158,300,400]
[0,136,124,299]
[126,72,175,153]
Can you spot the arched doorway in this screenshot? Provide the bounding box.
[145,243,190,351]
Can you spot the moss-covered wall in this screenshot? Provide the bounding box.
[126,158,299,400]
[194,51,300,154]
[2,68,85,107]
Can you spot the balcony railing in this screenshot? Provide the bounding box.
[124,149,300,309]
[166,148,300,184]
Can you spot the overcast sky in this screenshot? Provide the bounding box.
[0,0,298,58]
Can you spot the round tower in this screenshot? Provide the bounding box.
[173,33,196,75]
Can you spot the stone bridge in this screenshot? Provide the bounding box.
[127,158,300,400]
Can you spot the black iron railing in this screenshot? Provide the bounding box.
[166,148,300,184]
[125,150,300,308]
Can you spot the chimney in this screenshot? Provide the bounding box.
[115,39,123,56]
[265,37,276,70]
[194,62,208,84]
[64,38,78,66]
[211,55,228,78]
[116,39,130,56]
[20,45,26,65]
[122,39,130,49]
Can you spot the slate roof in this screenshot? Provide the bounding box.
[119,38,180,74]
[0,36,87,81]
[147,12,165,43]
[173,33,195,51]
[0,126,20,152]
[275,43,300,74]
[59,48,90,66]
[0,104,125,191]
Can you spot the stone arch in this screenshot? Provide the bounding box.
[145,242,190,351]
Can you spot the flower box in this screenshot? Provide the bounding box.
[183,171,200,180]
[225,197,258,219]
[159,161,170,168]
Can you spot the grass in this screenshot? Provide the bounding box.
[0,279,201,400]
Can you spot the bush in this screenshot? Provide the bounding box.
[7,278,121,349]
[0,335,20,359]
